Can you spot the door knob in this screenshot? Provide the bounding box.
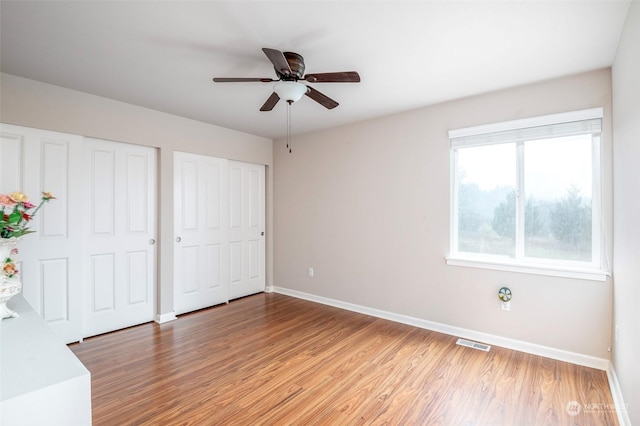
[148,239,156,245]
[176,237,182,242]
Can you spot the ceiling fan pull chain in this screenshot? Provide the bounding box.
[287,100,292,153]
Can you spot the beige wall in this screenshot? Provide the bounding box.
[0,73,274,316]
[274,68,613,359]
[612,0,640,423]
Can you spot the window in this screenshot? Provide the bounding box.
[448,108,607,280]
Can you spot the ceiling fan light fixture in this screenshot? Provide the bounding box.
[273,81,307,103]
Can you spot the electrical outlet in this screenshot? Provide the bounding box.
[308,267,314,278]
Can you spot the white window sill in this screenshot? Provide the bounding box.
[446,256,610,282]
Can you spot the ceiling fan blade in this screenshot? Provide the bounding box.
[305,86,339,109]
[304,71,361,83]
[262,48,292,76]
[213,77,276,83]
[260,92,280,111]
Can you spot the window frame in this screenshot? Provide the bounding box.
[447,108,609,281]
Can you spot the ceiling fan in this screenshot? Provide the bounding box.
[213,48,360,111]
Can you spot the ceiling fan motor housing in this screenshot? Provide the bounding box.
[281,52,305,80]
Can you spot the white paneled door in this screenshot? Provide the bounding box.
[229,160,266,300]
[0,124,84,343]
[2,125,156,342]
[174,152,229,314]
[83,138,157,338]
[174,153,265,315]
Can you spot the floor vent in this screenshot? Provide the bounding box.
[456,338,491,352]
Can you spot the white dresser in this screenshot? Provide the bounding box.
[0,296,91,426]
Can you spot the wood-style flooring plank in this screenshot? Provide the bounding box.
[70,293,618,425]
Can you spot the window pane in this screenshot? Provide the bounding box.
[456,143,516,257]
[524,135,593,261]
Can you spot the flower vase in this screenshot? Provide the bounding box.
[1,237,22,321]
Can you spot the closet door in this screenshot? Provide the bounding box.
[174,152,229,314]
[228,161,266,300]
[83,138,157,338]
[0,124,84,343]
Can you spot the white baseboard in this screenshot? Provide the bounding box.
[272,286,609,371]
[155,311,177,324]
[265,285,274,293]
[606,363,632,426]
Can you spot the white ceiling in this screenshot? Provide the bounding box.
[0,1,631,140]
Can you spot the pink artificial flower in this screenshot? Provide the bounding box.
[10,248,18,255]
[0,194,17,207]
[22,201,36,209]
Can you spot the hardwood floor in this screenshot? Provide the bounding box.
[70,293,617,425]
